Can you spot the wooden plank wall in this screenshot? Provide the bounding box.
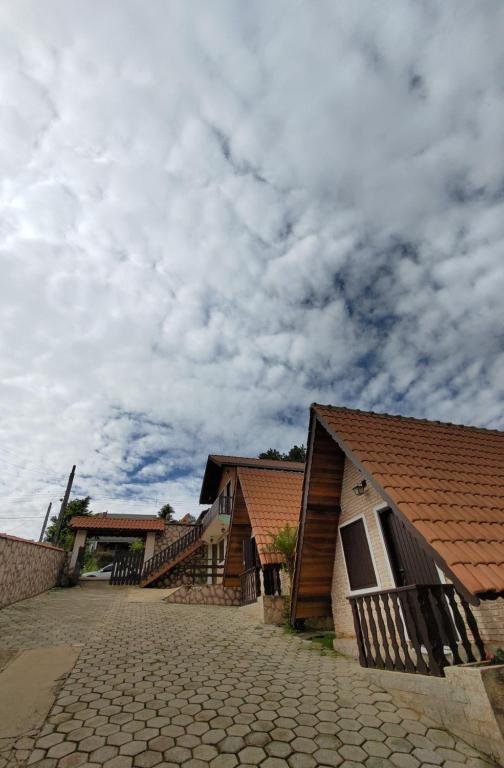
[292,418,344,619]
[222,482,251,587]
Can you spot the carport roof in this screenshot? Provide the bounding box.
[70,516,164,532]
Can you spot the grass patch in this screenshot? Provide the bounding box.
[308,632,335,650]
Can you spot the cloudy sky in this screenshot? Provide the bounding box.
[1,1,503,537]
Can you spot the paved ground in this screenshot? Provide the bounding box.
[0,587,497,768]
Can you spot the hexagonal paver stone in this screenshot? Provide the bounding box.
[79,735,107,752]
[162,746,192,763]
[245,731,270,747]
[193,745,219,761]
[58,753,88,768]
[133,751,162,768]
[120,741,148,756]
[271,728,296,743]
[339,744,368,762]
[103,758,133,768]
[210,755,238,768]
[108,732,133,747]
[238,746,267,764]
[219,736,246,753]
[411,747,443,765]
[202,729,227,745]
[364,741,392,758]
[47,742,76,759]
[313,748,343,766]
[288,753,317,768]
[262,759,290,768]
[148,736,174,752]
[266,741,293,759]
[390,753,420,768]
[290,737,317,754]
[91,746,119,763]
[36,733,65,750]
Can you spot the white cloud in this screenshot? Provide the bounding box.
[0,0,503,538]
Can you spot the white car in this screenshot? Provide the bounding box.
[80,563,114,579]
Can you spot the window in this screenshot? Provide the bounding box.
[218,538,225,562]
[340,518,377,591]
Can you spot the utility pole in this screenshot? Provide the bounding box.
[54,465,76,545]
[39,501,52,542]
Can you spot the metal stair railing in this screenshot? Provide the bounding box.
[142,524,202,581]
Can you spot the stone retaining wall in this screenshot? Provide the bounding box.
[364,662,504,765]
[150,545,206,587]
[0,533,65,609]
[153,522,193,555]
[164,584,241,606]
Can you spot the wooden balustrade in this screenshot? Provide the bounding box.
[348,584,486,677]
[142,524,202,580]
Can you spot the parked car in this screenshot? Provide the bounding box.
[80,563,114,579]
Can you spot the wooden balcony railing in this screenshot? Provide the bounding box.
[240,566,261,605]
[202,494,233,530]
[348,584,486,677]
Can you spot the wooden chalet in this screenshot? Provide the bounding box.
[291,404,504,677]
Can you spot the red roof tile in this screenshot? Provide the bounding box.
[70,516,164,532]
[237,467,303,565]
[314,405,504,595]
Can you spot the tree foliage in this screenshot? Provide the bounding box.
[45,496,92,550]
[264,523,298,580]
[130,538,144,551]
[258,444,306,462]
[158,503,175,521]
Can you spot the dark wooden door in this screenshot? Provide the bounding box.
[379,508,439,587]
[243,537,258,570]
[379,509,456,647]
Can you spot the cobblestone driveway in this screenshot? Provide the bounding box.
[0,587,497,768]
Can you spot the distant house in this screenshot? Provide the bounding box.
[220,465,303,616]
[291,405,504,676]
[70,514,203,586]
[199,454,303,592]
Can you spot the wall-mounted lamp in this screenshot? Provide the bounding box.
[352,479,367,496]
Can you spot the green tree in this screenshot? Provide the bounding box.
[158,503,175,521]
[45,496,92,550]
[130,538,144,552]
[258,448,283,460]
[258,445,306,462]
[285,444,306,462]
[265,523,298,581]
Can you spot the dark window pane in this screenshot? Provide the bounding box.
[340,518,377,591]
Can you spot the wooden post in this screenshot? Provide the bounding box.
[54,465,76,546]
[38,501,52,542]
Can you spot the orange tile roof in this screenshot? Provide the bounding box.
[200,453,304,504]
[70,516,164,532]
[314,404,504,596]
[238,467,303,566]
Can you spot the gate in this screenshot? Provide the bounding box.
[110,550,144,585]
